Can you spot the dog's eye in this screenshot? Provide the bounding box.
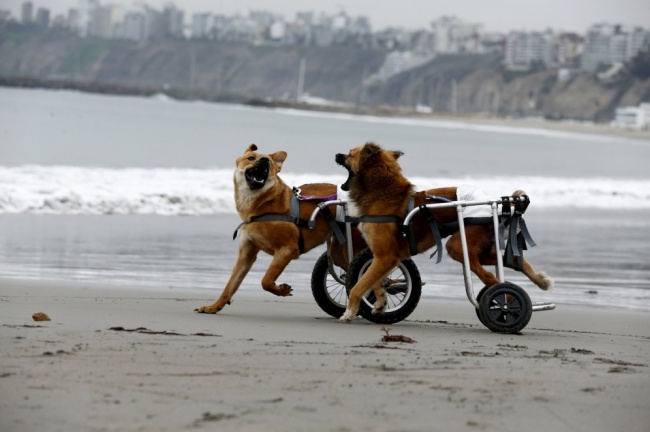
[247,156,255,161]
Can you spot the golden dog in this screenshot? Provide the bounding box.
[196,144,345,314]
[335,142,553,322]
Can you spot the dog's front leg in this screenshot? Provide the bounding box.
[196,241,259,314]
[370,284,388,315]
[341,257,398,322]
[260,246,300,297]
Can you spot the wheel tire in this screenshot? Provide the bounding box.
[311,251,347,318]
[345,248,422,324]
[478,282,533,334]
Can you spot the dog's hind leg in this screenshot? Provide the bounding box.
[447,227,554,291]
[446,229,500,288]
[260,246,300,297]
[508,258,554,291]
[196,240,259,314]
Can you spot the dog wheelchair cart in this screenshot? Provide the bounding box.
[308,199,424,324]
[308,194,555,333]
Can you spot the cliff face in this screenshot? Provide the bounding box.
[367,55,650,121]
[1,30,648,121]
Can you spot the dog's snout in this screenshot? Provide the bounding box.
[335,153,345,164]
[260,157,269,163]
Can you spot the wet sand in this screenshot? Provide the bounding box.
[1,278,648,432]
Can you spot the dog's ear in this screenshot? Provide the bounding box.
[270,151,287,172]
[246,144,258,153]
[360,142,381,164]
[392,150,404,160]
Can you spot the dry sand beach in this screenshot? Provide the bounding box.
[1,87,650,431]
[1,279,649,432]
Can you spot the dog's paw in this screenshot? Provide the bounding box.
[371,294,387,315]
[512,189,526,197]
[340,309,355,322]
[538,272,554,291]
[195,304,221,314]
[277,283,293,297]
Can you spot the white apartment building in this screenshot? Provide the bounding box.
[191,13,212,39]
[21,1,33,24]
[93,4,123,38]
[614,103,650,129]
[162,5,184,38]
[77,0,98,37]
[121,11,145,41]
[504,31,554,70]
[582,24,649,72]
[431,16,483,54]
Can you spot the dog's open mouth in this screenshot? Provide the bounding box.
[245,160,270,190]
[335,153,353,192]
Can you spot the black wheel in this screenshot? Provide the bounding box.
[311,251,347,318]
[478,283,533,334]
[345,248,422,324]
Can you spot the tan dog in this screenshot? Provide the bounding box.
[335,142,553,322]
[196,144,342,314]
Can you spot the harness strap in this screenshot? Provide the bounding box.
[232,194,308,254]
[500,195,536,270]
[419,205,445,263]
[347,197,414,225]
[345,215,402,224]
[317,202,346,245]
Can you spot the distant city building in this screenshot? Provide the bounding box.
[554,32,583,68]
[0,9,11,30]
[8,1,650,84]
[430,16,483,54]
[35,7,50,27]
[161,4,184,38]
[614,103,650,129]
[77,0,98,37]
[21,1,33,24]
[121,11,145,41]
[67,8,79,30]
[582,24,650,72]
[504,31,554,70]
[268,20,285,41]
[191,13,211,39]
[479,32,506,54]
[94,4,122,38]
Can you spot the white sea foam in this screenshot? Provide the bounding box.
[1,166,649,215]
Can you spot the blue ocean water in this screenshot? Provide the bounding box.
[1,87,649,312]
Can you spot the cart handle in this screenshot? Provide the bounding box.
[401,197,523,227]
[307,199,347,229]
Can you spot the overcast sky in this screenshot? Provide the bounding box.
[2,0,649,33]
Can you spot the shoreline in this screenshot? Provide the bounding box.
[1,279,649,431]
[2,77,649,142]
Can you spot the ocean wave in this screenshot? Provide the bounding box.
[1,166,649,215]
